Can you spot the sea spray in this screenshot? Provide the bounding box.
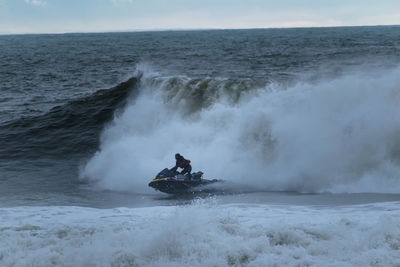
[81,67,400,193]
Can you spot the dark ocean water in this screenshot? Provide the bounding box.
[1,26,400,207]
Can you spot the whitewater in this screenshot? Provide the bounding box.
[1,27,400,266]
[1,201,399,266]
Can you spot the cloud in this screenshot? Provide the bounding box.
[25,0,47,6]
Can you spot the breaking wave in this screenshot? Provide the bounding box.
[81,66,400,193]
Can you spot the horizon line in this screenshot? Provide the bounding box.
[1,24,399,36]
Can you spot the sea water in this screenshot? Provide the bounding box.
[1,27,400,266]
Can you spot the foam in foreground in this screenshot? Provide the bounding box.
[0,200,399,266]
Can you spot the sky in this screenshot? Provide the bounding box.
[1,0,400,34]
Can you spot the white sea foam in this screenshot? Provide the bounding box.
[0,201,399,266]
[81,66,400,193]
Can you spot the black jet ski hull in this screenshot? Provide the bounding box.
[148,177,221,194]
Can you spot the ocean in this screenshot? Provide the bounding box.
[1,26,400,266]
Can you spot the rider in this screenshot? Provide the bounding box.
[171,153,192,179]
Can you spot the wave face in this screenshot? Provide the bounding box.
[0,77,139,161]
[81,66,400,193]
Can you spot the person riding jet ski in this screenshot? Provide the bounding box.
[171,153,192,179]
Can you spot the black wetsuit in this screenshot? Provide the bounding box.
[171,156,192,178]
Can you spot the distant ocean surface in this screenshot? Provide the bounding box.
[1,26,400,266]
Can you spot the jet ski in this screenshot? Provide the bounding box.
[148,168,223,194]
